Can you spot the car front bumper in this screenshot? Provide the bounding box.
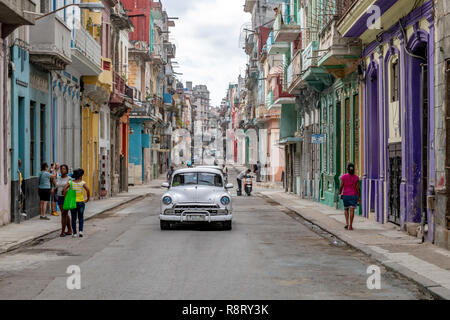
[160,213,232,222]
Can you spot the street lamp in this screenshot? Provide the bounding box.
[36,2,105,20]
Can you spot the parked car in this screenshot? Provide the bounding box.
[160,168,234,230]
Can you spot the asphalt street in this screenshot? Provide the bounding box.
[0,174,432,299]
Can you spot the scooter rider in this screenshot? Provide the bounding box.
[237,168,251,196]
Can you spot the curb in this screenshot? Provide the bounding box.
[0,192,152,255]
[259,192,450,300]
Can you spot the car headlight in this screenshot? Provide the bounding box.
[220,196,230,206]
[162,196,172,205]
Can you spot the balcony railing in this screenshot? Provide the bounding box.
[256,106,267,119]
[29,15,72,70]
[129,102,155,118]
[287,50,303,93]
[266,30,290,55]
[113,71,125,95]
[273,13,301,43]
[72,26,101,75]
[302,40,319,72]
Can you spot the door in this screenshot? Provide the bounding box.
[388,142,401,225]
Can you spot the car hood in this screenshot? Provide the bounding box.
[167,185,227,204]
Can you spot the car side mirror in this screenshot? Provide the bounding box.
[161,182,170,188]
[225,183,234,189]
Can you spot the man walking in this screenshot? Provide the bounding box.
[167,165,175,182]
[255,161,262,182]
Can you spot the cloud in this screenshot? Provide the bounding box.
[162,0,250,106]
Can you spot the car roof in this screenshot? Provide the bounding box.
[173,168,223,175]
[195,165,222,170]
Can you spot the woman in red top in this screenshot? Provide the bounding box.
[338,163,360,231]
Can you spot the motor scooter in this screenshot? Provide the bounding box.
[244,175,253,196]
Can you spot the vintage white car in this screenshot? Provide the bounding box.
[160,168,233,230]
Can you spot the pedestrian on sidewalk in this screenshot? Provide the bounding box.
[222,164,228,183]
[338,163,360,231]
[56,164,72,237]
[64,169,90,238]
[255,161,262,182]
[167,165,175,182]
[38,163,57,220]
[50,163,59,217]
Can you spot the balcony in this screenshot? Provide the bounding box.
[301,41,333,91]
[256,105,267,119]
[287,50,305,95]
[129,102,156,119]
[267,31,289,56]
[245,33,255,55]
[244,0,256,13]
[0,0,36,38]
[165,43,176,59]
[29,15,71,70]
[71,26,102,76]
[110,71,126,106]
[273,14,301,43]
[317,18,361,79]
[151,45,164,64]
[273,76,295,106]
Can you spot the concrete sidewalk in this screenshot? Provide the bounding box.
[258,189,450,300]
[0,180,163,254]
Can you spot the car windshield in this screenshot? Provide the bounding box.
[172,172,223,187]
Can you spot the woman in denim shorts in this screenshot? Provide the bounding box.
[338,163,360,231]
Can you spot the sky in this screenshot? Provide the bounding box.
[162,0,250,107]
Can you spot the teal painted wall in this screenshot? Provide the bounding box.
[280,104,297,139]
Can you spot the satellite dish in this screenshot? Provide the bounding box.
[238,22,252,49]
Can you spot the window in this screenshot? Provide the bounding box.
[30,102,35,176]
[391,58,399,102]
[172,172,223,187]
[172,173,197,186]
[100,111,105,139]
[198,173,223,187]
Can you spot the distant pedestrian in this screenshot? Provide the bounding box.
[18,159,26,218]
[38,162,57,220]
[50,163,59,216]
[56,164,72,237]
[64,169,90,238]
[255,161,262,182]
[338,163,360,231]
[167,165,175,182]
[222,164,228,183]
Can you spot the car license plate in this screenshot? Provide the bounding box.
[186,215,206,222]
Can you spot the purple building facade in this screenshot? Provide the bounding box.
[339,0,436,242]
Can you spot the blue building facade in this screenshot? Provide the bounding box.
[129,118,152,185]
[10,44,52,219]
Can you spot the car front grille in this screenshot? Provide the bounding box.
[173,204,219,209]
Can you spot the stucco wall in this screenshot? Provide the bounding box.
[434,0,450,249]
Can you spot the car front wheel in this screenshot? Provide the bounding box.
[160,220,171,230]
[223,220,232,230]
